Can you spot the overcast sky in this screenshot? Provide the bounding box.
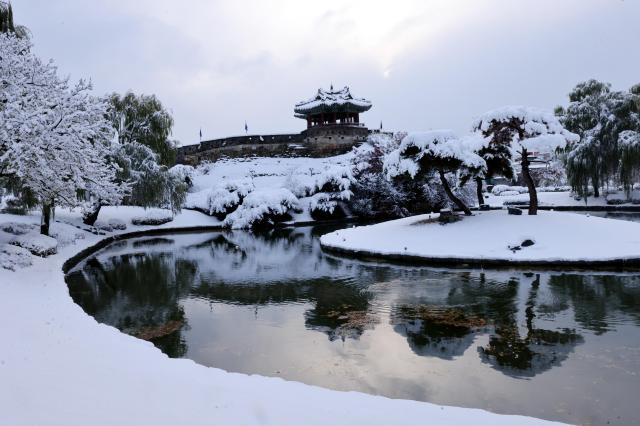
[15,0,640,146]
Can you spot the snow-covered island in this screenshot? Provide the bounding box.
[320,210,640,267]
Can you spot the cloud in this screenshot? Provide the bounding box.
[14,0,640,145]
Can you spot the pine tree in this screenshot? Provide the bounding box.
[474,107,577,215]
[385,131,486,216]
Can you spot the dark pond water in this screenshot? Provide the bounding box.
[65,220,640,426]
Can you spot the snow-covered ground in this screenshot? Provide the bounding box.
[485,187,640,209]
[320,210,640,264]
[0,207,562,426]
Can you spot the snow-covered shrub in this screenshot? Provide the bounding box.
[93,218,127,232]
[48,223,85,247]
[0,194,32,215]
[108,218,127,230]
[224,188,298,229]
[529,160,567,187]
[537,185,571,193]
[308,166,353,220]
[0,222,37,235]
[10,233,58,257]
[284,163,354,220]
[499,190,521,197]
[185,180,254,219]
[0,244,32,271]
[131,209,174,226]
[169,164,196,188]
[491,185,528,196]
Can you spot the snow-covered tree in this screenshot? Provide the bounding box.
[108,92,177,166]
[557,80,640,198]
[469,133,514,206]
[474,106,578,215]
[115,142,186,212]
[385,130,486,216]
[0,34,125,234]
[350,133,410,219]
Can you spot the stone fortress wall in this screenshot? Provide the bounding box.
[177,126,381,165]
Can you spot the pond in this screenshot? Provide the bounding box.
[65,219,640,426]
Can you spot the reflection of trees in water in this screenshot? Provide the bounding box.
[478,274,583,378]
[390,271,518,360]
[391,306,485,359]
[193,277,377,341]
[185,226,381,341]
[390,272,584,376]
[67,228,640,376]
[66,253,197,358]
[540,274,640,335]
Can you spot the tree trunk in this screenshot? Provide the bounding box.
[521,148,538,215]
[41,202,52,235]
[592,176,600,198]
[475,176,485,206]
[83,203,102,226]
[438,169,472,216]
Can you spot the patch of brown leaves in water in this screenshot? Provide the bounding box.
[413,306,487,329]
[134,320,184,341]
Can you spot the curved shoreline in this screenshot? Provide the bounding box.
[62,225,224,273]
[61,217,361,273]
[320,242,640,271]
[0,211,568,425]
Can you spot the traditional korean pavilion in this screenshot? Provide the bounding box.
[294,85,372,147]
[294,85,372,129]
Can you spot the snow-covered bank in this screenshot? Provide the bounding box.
[485,188,640,210]
[0,209,563,426]
[320,211,640,267]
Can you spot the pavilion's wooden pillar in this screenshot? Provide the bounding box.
[307,117,311,129]
[354,113,359,124]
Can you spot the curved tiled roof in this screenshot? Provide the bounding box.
[294,86,372,116]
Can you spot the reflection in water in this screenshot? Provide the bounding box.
[66,226,640,426]
[391,306,485,359]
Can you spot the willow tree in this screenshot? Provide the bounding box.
[557,80,640,198]
[474,107,578,215]
[108,92,177,166]
[384,130,486,216]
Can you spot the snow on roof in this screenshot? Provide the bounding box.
[294,86,372,115]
